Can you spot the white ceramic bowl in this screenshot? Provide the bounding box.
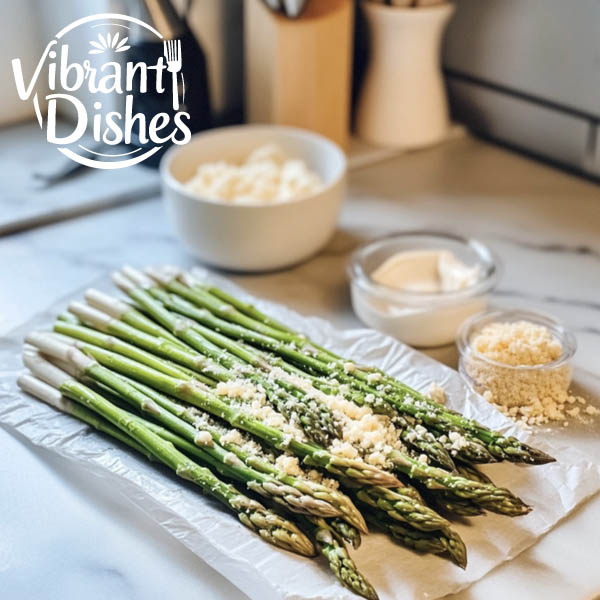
[160,125,347,271]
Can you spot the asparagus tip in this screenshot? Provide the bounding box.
[527,445,556,465]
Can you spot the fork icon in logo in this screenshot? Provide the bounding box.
[163,39,182,111]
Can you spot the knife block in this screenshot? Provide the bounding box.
[244,0,354,149]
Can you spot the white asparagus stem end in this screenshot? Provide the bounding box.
[69,301,113,331]
[84,289,130,318]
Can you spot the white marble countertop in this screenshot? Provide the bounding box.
[0,120,160,235]
[1,135,599,599]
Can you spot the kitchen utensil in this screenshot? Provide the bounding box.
[261,0,309,18]
[126,0,212,167]
[32,141,109,187]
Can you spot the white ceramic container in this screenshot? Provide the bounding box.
[355,2,455,149]
[160,125,347,272]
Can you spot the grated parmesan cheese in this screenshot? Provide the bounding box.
[194,431,214,447]
[367,372,382,384]
[220,429,244,446]
[275,455,303,477]
[267,365,405,468]
[224,452,244,467]
[463,320,595,427]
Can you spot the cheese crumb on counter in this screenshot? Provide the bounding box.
[463,319,595,427]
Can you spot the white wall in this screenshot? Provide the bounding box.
[0,0,49,126]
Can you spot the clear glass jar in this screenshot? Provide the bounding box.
[457,309,577,419]
[347,232,499,347]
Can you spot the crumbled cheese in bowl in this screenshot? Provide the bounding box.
[185,143,323,205]
[470,320,562,366]
[459,314,597,427]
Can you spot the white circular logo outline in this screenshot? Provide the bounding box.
[52,14,167,170]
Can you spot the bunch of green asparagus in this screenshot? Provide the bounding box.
[18,265,554,600]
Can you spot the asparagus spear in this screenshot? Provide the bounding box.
[84,288,186,348]
[17,373,153,461]
[26,332,400,490]
[298,516,378,600]
[156,268,553,466]
[423,491,485,518]
[349,485,452,533]
[394,477,425,504]
[329,518,362,550]
[455,461,494,485]
[388,450,530,516]
[21,355,315,557]
[385,394,553,465]
[185,269,295,333]
[432,429,496,464]
[364,510,467,568]
[425,462,492,516]
[55,316,216,385]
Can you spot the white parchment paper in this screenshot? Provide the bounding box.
[1,269,599,600]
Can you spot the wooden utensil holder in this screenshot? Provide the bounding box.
[244,0,354,149]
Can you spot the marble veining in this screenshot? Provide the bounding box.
[494,235,600,260]
[494,289,600,313]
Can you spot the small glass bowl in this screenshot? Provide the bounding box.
[347,232,499,347]
[458,309,577,413]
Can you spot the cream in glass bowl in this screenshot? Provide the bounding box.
[348,232,499,347]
